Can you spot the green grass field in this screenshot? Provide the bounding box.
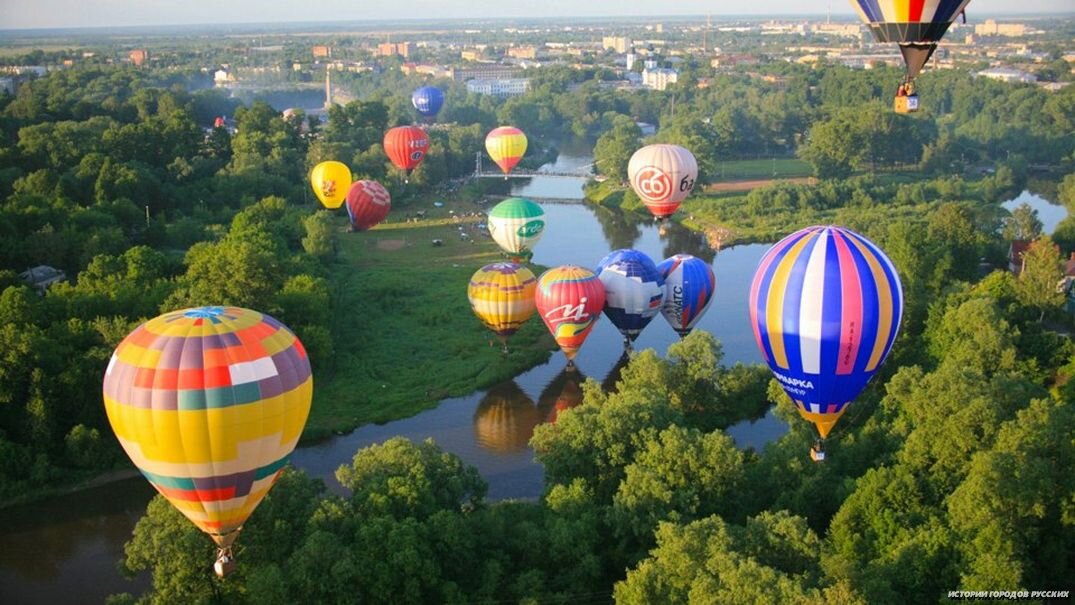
[712,158,813,181]
[305,197,554,438]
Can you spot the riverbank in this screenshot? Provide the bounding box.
[305,192,556,439]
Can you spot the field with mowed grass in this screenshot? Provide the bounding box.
[305,197,554,438]
[711,158,813,181]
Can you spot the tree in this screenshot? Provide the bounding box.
[593,115,641,182]
[947,397,1075,590]
[1015,236,1065,322]
[1002,202,1043,242]
[1058,173,1075,210]
[301,211,336,260]
[335,437,487,520]
[611,425,745,545]
[615,514,831,604]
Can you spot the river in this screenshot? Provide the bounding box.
[3,140,1062,602]
[1002,189,1068,235]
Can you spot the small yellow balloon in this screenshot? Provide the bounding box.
[310,161,352,209]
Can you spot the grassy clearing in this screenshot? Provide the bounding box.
[712,158,813,181]
[305,194,555,438]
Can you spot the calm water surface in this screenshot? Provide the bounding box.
[1002,190,1068,235]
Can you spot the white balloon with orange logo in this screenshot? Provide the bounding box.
[627,144,698,220]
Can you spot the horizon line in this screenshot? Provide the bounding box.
[2,11,1074,35]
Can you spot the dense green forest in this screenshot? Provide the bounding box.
[0,53,1073,603]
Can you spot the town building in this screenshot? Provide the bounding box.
[811,23,863,39]
[377,42,415,58]
[312,45,331,58]
[506,46,537,59]
[449,65,521,82]
[978,67,1037,84]
[975,20,1027,37]
[642,66,678,91]
[128,49,148,66]
[19,265,66,293]
[465,78,531,97]
[602,36,631,54]
[1009,240,1032,275]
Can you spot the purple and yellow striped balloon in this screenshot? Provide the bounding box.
[103,306,312,550]
[749,226,903,439]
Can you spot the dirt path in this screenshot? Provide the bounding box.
[705,177,816,193]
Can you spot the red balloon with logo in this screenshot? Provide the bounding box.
[627,144,699,220]
[534,265,606,362]
[345,180,391,231]
[383,125,430,173]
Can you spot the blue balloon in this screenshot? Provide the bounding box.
[411,86,444,118]
[656,254,716,337]
[596,249,664,343]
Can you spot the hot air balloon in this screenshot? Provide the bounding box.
[468,263,538,352]
[345,180,391,231]
[310,161,352,209]
[595,249,664,348]
[535,265,606,364]
[627,144,698,220]
[384,125,430,175]
[749,226,903,462]
[487,197,545,263]
[485,126,528,176]
[411,85,445,120]
[102,306,312,576]
[849,0,972,113]
[657,254,716,338]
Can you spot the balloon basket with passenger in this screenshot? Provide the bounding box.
[893,78,919,114]
[213,546,236,578]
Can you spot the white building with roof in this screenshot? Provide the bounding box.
[466,78,531,97]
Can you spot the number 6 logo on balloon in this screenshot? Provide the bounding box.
[633,167,672,202]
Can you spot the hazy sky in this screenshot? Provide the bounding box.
[1,0,1071,30]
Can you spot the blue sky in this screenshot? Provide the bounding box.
[1,0,1071,30]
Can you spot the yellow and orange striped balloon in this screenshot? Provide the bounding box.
[468,263,537,346]
[485,126,528,175]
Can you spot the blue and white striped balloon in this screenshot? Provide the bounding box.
[749,225,903,439]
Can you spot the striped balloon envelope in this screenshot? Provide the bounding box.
[595,249,664,344]
[485,126,528,175]
[850,0,972,43]
[749,226,903,439]
[657,254,716,338]
[102,306,312,561]
[468,263,538,349]
[535,265,606,361]
[850,0,972,80]
[346,179,391,231]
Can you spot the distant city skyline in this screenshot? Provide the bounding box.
[1,0,1072,30]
